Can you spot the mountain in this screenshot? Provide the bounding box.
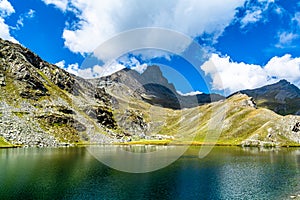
[95,66,224,109]
[0,38,131,147]
[93,64,300,146]
[0,38,299,147]
[238,80,300,116]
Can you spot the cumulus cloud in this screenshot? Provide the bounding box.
[56,56,146,78]
[264,54,300,86]
[201,53,300,95]
[0,0,18,43]
[41,0,245,56]
[0,0,14,17]
[61,61,125,78]
[120,56,148,74]
[177,90,203,96]
[55,60,65,68]
[131,64,148,74]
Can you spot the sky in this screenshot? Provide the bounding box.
[1,0,300,96]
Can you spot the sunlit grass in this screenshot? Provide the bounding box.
[0,137,14,148]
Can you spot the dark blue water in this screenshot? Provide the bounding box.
[0,146,299,200]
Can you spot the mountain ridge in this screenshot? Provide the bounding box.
[97,65,225,109]
[0,38,299,147]
[236,79,300,115]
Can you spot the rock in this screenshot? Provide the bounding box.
[117,109,149,137]
[292,122,300,132]
[0,73,5,86]
[0,37,122,146]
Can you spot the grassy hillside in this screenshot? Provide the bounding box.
[101,75,300,147]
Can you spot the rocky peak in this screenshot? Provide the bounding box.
[239,79,300,115]
[278,79,289,84]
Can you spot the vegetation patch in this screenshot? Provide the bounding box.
[0,137,14,148]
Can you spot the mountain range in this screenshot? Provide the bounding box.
[0,38,299,148]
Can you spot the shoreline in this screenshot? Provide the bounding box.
[1,140,300,148]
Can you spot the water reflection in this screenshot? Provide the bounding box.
[87,145,187,173]
[0,146,299,199]
[121,145,163,153]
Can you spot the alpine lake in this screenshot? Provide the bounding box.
[0,145,300,200]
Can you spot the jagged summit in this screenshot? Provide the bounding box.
[97,65,224,109]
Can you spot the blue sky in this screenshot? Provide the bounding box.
[1,0,300,95]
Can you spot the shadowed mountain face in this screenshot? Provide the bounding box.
[238,80,300,116]
[97,66,224,109]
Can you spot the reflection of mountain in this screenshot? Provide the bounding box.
[236,80,300,115]
[0,38,300,147]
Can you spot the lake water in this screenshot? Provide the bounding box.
[0,146,299,200]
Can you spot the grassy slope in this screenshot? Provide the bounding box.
[0,137,13,148]
[113,92,300,146]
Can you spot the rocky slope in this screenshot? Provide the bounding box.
[0,38,130,147]
[238,80,300,116]
[0,38,299,147]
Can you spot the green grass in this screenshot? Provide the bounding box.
[12,111,29,118]
[115,139,172,145]
[0,137,14,148]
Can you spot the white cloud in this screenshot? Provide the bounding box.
[42,0,69,11]
[275,12,300,48]
[293,12,300,26]
[264,54,300,86]
[201,53,300,95]
[131,63,148,74]
[239,0,275,28]
[0,18,17,43]
[91,63,125,78]
[14,9,36,30]
[276,32,299,48]
[42,0,246,55]
[177,90,203,96]
[241,9,263,27]
[0,0,18,43]
[66,63,80,76]
[62,61,125,78]
[0,0,15,17]
[59,56,146,78]
[119,56,148,74]
[27,9,35,18]
[55,60,65,68]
